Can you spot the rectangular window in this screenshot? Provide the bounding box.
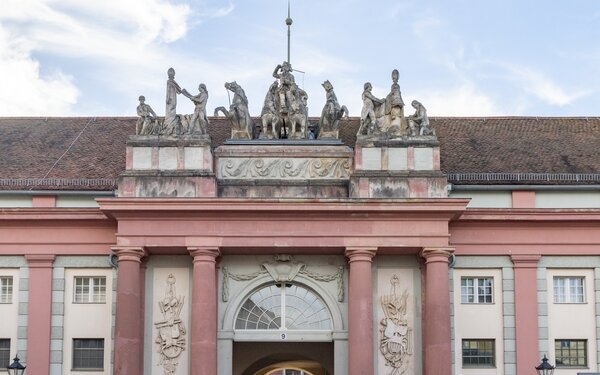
[553,276,585,303]
[72,338,104,370]
[74,277,106,303]
[461,277,493,303]
[462,339,495,367]
[555,339,587,367]
[0,339,10,368]
[0,277,13,303]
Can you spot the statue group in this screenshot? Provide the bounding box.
[136,68,209,139]
[357,69,434,139]
[136,66,434,141]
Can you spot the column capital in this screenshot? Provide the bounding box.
[189,247,220,263]
[511,254,541,268]
[345,247,377,263]
[420,247,455,263]
[25,254,56,268]
[111,246,146,263]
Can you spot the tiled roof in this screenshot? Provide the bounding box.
[1,116,599,190]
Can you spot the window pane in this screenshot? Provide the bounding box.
[0,339,10,368]
[461,277,493,304]
[73,339,104,370]
[462,339,495,367]
[236,284,332,330]
[555,339,587,367]
[0,277,13,303]
[74,277,106,303]
[553,277,584,303]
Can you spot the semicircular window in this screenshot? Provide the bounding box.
[235,284,332,330]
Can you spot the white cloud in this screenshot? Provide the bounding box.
[412,83,499,116]
[0,26,79,116]
[0,0,236,115]
[503,65,592,107]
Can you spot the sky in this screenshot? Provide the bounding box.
[0,0,599,117]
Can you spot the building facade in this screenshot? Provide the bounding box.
[1,108,600,375]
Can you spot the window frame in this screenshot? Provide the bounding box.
[460,276,494,304]
[72,338,105,371]
[461,338,496,368]
[553,276,585,304]
[73,276,107,304]
[0,276,13,304]
[0,338,10,368]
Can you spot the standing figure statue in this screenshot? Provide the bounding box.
[214,81,254,140]
[181,84,209,136]
[357,82,385,137]
[272,61,297,114]
[136,95,158,135]
[318,80,349,139]
[408,100,435,136]
[164,67,183,136]
[260,81,281,139]
[384,69,407,136]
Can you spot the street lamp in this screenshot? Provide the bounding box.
[535,355,555,375]
[6,355,26,375]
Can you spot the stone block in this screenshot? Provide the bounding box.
[184,147,203,169]
[158,147,178,170]
[361,148,381,170]
[388,148,408,170]
[132,147,152,169]
[414,147,434,170]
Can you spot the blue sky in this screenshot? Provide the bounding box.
[0,0,598,117]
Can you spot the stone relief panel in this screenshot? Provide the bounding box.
[152,268,190,375]
[218,157,351,180]
[377,269,414,375]
[221,254,345,302]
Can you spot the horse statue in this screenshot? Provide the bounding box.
[286,87,309,139]
[260,81,281,139]
[318,80,349,139]
[214,81,254,140]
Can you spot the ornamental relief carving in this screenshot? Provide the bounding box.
[154,274,186,375]
[218,157,351,179]
[222,254,344,302]
[379,274,413,375]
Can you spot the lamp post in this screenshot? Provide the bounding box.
[6,355,26,375]
[535,355,555,375]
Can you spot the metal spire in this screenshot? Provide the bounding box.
[285,0,293,64]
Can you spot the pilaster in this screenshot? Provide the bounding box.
[188,247,220,375]
[420,247,453,375]
[345,246,377,375]
[25,254,55,375]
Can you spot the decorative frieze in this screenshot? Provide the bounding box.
[218,157,351,180]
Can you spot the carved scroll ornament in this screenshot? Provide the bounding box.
[222,255,345,302]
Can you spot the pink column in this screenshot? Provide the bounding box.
[512,254,541,375]
[113,246,145,375]
[189,247,220,375]
[25,254,55,375]
[345,247,377,375]
[421,247,454,375]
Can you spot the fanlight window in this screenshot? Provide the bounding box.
[235,284,332,330]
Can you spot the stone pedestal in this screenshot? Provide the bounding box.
[118,136,216,197]
[215,140,353,198]
[350,138,448,198]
